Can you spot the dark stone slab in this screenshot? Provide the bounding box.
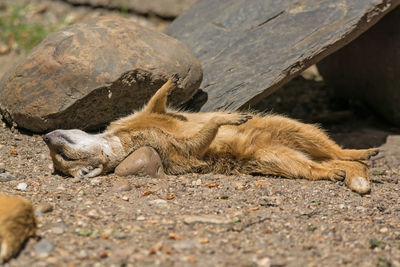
[166,0,400,112]
[318,7,400,126]
[0,17,202,132]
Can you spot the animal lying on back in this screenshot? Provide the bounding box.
[44,76,379,194]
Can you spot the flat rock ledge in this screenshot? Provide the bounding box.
[166,0,400,112]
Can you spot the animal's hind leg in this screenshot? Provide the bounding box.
[278,122,379,161]
[246,146,346,181]
[143,74,178,114]
[322,160,370,194]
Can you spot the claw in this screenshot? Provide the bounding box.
[236,114,252,125]
[368,148,380,159]
[337,169,346,181]
[171,73,179,83]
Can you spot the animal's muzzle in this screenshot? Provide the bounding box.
[43,130,71,145]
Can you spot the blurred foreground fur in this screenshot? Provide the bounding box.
[0,193,37,263]
[44,76,378,194]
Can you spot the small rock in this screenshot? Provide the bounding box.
[90,178,101,186]
[71,177,81,183]
[172,240,201,250]
[87,209,100,219]
[37,203,54,214]
[56,185,65,191]
[112,180,132,192]
[0,172,16,182]
[35,239,53,255]
[51,226,64,235]
[379,227,389,233]
[256,257,271,267]
[103,229,113,236]
[232,181,245,189]
[0,168,5,173]
[339,204,345,209]
[183,215,232,225]
[16,182,28,191]
[77,250,88,259]
[122,196,129,201]
[149,199,168,207]
[192,179,202,186]
[137,216,145,221]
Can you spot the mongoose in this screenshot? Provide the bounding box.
[0,193,37,263]
[44,76,378,194]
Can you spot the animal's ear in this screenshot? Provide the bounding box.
[77,165,103,179]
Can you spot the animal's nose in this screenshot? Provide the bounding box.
[43,133,51,144]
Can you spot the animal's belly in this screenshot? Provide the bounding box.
[211,125,273,156]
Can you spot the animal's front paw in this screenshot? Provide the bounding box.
[214,113,252,126]
[327,168,346,181]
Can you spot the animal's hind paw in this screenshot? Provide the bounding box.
[367,148,379,159]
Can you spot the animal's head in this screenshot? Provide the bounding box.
[43,129,110,178]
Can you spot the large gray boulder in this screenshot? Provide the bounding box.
[318,7,400,126]
[0,16,202,132]
[166,0,400,112]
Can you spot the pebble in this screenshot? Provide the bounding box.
[35,239,53,255]
[183,215,232,225]
[90,178,102,186]
[0,162,4,169]
[56,185,65,191]
[77,250,88,259]
[379,227,389,233]
[192,178,202,186]
[88,209,100,219]
[16,182,28,191]
[339,204,345,209]
[71,177,81,183]
[112,180,132,192]
[172,240,201,250]
[51,226,65,234]
[137,216,145,221]
[256,257,271,267]
[149,199,168,207]
[0,172,16,182]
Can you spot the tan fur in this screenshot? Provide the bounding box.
[0,193,37,263]
[44,77,378,194]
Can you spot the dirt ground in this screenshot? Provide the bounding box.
[1,1,400,266]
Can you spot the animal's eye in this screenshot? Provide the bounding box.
[60,153,71,161]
